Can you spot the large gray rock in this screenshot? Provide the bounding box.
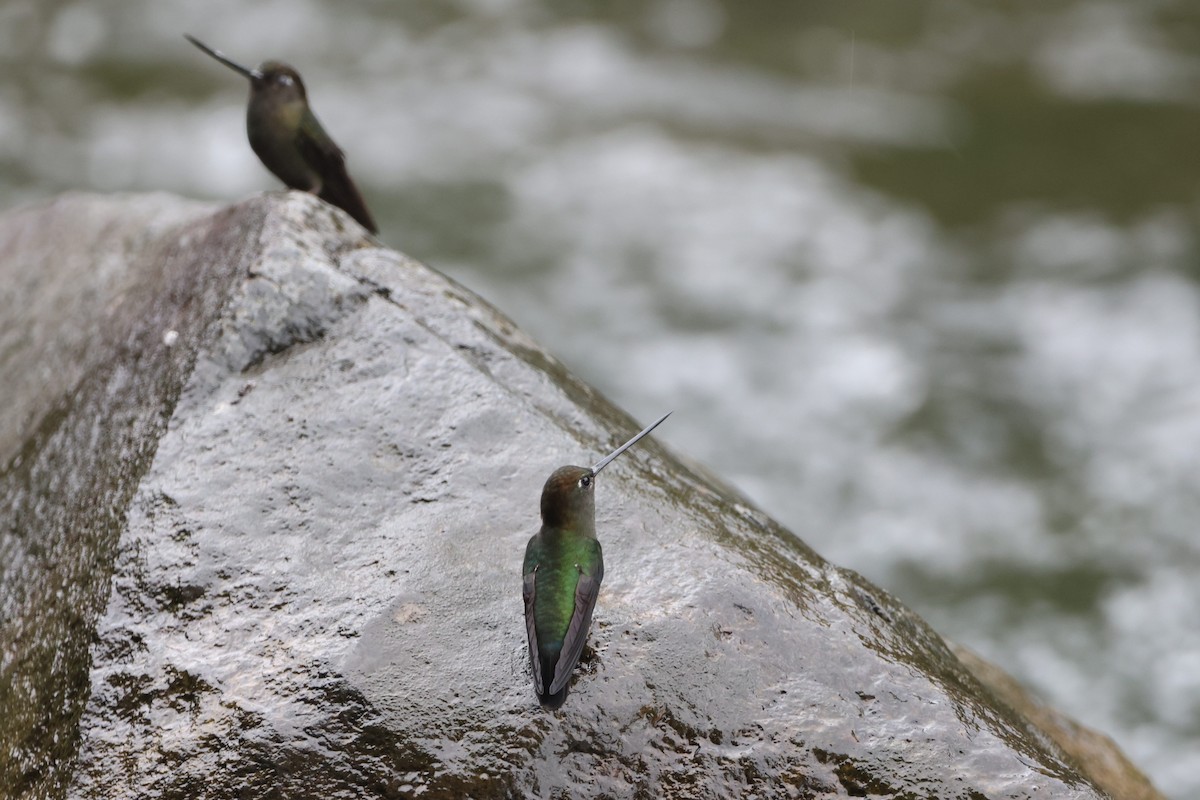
[0,192,1160,798]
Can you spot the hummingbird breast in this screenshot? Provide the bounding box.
[246,98,319,192]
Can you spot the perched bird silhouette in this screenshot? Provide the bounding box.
[185,35,377,233]
[522,413,671,707]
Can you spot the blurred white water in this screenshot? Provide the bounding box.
[2,0,1199,795]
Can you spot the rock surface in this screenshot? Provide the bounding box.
[0,191,1160,798]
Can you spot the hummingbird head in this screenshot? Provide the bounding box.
[538,412,672,530]
[253,62,308,102]
[540,466,596,530]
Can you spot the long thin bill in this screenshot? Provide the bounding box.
[184,34,261,80]
[591,412,671,475]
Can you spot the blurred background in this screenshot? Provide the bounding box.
[3,0,1199,795]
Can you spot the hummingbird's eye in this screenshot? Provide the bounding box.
[578,474,593,490]
[277,74,293,86]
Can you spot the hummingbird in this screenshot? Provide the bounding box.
[522,412,671,706]
[184,35,378,234]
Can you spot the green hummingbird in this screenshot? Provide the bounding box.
[185,35,378,234]
[523,412,671,705]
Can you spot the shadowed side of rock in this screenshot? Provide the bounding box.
[0,191,1161,799]
[0,193,265,797]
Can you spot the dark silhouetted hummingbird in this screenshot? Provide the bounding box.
[184,35,378,234]
[522,412,671,706]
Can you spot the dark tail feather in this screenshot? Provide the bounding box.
[538,652,558,694]
[320,172,378,234]
[537,651,568,708]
